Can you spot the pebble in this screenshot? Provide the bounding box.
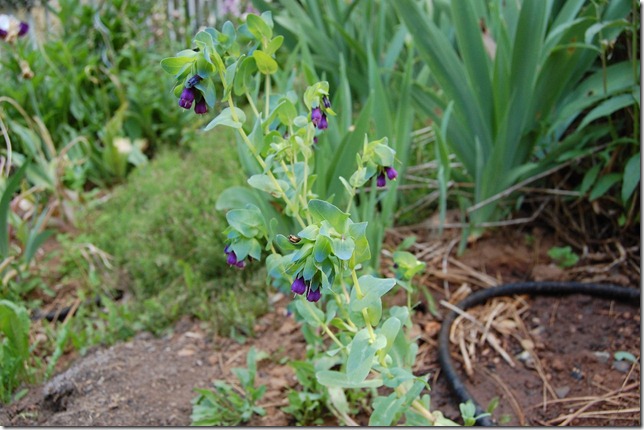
[593,351,610,364]
[555,386,570,399]
[612,360,631,373]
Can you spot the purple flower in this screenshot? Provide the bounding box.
[317,113,328,130]
[225,245,246,269]
[194,98,208,115]
[0,14,29,41]
[385,166,398,181]
[306,287,321,302]
[311,107,322,125]
[322,95,331,109]
[291,277,307,295]
[226,250,238,265]
[18,22,28,36]
[179,87,196,109]
[376,173,386,188]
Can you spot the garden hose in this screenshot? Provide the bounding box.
[437,281,641,426]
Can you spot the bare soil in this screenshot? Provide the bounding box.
[1,223,640,426]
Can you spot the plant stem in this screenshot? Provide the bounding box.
[302,299,344,350]
[245,92,261,119]
[351,269,376,342]
[217,67,306,228]
[264,74,270,118]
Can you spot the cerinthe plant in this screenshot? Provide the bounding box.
[162,12,463,426]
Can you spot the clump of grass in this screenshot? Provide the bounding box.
[72,129,269,337]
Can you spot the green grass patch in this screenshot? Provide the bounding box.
[67,129,269,339]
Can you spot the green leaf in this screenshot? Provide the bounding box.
[195,77,217,107]
[0,163,28,258]
[350,276,397,326]
[377,316,402,358]
[252,50,278,75]
[160,55,195,75]
[247,174,289,196]
[265,35,284,56]
[204,107,246,130]
[369,392,405,426]
[234,56,258,96]
[246,13,272,41]
[313,235,332,262]
[547,246,579,268]
[0,299,30,362]
[331,236,355,261]
[346,329,387,384]
[226,206,264,238]
[580,164,601,195]
[295,298,324,328]
[347,221,370,268]
[308,200,350,233]
[622,152,640,202]
[381,367,416,389]
[578,93,637,130]
[589,172,622,201]
[315,370,383,389]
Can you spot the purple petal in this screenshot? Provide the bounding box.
[179,87,196,109]
[194,99,208,114]
[226,251,238,266]
[306,288,321,302]
[311,107,322,125]
[317,114,328,130]
[376,173,386,188]
[18,21,28,36]
[385,166,397,180]
[291,277,307,295]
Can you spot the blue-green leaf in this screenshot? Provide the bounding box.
[621,152,640,203]
[204,107,246,130]
[308,199,350,233]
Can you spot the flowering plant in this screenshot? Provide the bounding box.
[162,12,457,425]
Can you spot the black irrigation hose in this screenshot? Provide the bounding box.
[437,281,641,426]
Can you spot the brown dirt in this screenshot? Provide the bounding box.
[1,222,640,426]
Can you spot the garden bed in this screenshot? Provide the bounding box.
[1,221,639,426]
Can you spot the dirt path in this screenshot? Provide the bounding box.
[1,309,308,426]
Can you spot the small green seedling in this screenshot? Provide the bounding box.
[614,351,637,363]
[547,246,579,268]
[460,400,491,426]
[191,347,267,426]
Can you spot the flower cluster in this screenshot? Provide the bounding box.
[291,276,321,302]
[311,95,333,130]
[179,74,208,115]
[376,165,398,188]
[0,14,29,43]
[224,245,246,268]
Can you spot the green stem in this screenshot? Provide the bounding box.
[351,269,376,342]
[217,67,306,228]
[302,299,344,350]
[245,92,261,119]
[264,74,271,118]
